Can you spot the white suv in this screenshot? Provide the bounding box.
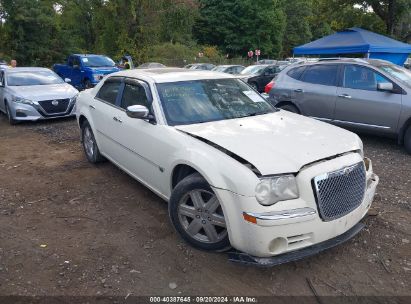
[75,68,379,265]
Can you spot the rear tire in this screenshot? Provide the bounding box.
[279,103,299,114]
[169,173,231,252]
[404,125,411,154]
[5,102,17,125]
[81,121,105,163]
[250,82,259,92]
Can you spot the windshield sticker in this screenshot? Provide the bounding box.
[242,90,265,103]
[82,58,89,63]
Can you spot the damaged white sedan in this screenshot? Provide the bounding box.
[75,68,379,265]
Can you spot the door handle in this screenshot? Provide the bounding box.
[113,117,122,123]
[89,105,96,110]
[338,94,352,99]
[294,89,303,93]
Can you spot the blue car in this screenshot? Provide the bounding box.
[53,54,120,90]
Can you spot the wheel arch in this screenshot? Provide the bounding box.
[275,100,301,113]
[398,116,411,144]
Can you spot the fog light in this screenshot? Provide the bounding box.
[268,237,287,255]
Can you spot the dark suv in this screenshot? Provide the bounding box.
[267,58,411,154]
[240,64,287,93]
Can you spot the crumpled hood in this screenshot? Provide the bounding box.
[10,84,78,101]
[175,111,362,175]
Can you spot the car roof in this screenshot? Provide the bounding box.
[292,58,393,67]
[5,67,52,73]
[72,54,108,57]
[109,68,234,83]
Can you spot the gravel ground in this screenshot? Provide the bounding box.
[0,116,409,301]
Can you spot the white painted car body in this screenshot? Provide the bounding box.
[76,68,379,259]
[0,67,78,122]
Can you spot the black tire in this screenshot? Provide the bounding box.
[279,103,299,114]
[169,173,231,252]
[81,121,105,163]
[404,125,411,155]
[250,82,259,92]
[83,79,92,90]
[5,102,17,125]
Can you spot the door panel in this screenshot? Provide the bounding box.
[293,64,339,120]
[114,79,173,195]
[334,65,402,134]
[91,78,123,158]
[0,71,5,111]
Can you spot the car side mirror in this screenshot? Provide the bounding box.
[377,82,393,92]
[126,105,149,119]
[64,78,71,83]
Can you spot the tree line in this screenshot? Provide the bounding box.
[0,0,410,67]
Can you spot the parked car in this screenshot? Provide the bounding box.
[75,68,378,265]
[211,65,245,74]
[137,62,166,69]
[53,54,120,90]
[240,64,286,92]
[184,63,215,70]
[267,58,411,154]
[0,59,7,66]
[0,67,78,124]
[257,59,277,65]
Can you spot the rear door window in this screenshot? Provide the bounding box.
[300,64,338,86]
[96,78,122,105]
[287,66,306,80]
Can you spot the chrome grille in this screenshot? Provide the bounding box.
[313,162,366,221]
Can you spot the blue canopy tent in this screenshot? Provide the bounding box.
[294,27,411,65]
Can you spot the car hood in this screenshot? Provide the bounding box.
[10,84,78,101]
[175,111,361,175]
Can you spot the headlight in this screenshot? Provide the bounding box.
[12,96,34,105]
[255,175,299,206]
[70,94,78,103]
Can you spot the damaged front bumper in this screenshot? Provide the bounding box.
[228,222,365,267]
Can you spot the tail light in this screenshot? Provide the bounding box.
[265,80,275,94]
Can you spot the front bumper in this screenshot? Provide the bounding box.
[228,222,365,267]
[213,153,379,259]
[9,101,76,121]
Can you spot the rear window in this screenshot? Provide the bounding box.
[300,64,338,86]
[286,66,306,80]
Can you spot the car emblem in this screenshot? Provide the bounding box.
[51,100,59,106]
[343,167,353,176]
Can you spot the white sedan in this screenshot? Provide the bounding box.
[0,67,78,124]
[75,68,379,265]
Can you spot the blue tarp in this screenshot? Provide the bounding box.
[293,27,411,65]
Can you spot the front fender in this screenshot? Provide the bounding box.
[167,137,260,198]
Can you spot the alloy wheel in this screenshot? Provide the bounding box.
[177,189,227,244]
[83,127,95,159]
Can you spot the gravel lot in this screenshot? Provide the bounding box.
[0,115,410,299]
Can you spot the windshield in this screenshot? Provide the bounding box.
[240,65,266,75]
[81,56,115,67]
[7,70,64,86]
[156,78,274,126]
[212,66,228,72]
[378,65,411,87]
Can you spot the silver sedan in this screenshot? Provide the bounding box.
[0,67,78,124]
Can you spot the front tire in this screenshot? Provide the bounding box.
[404,125,411,154]
[81,121,105,163]
[83,79,92,90]
[169,173,230,252]
[5,102,17,125]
